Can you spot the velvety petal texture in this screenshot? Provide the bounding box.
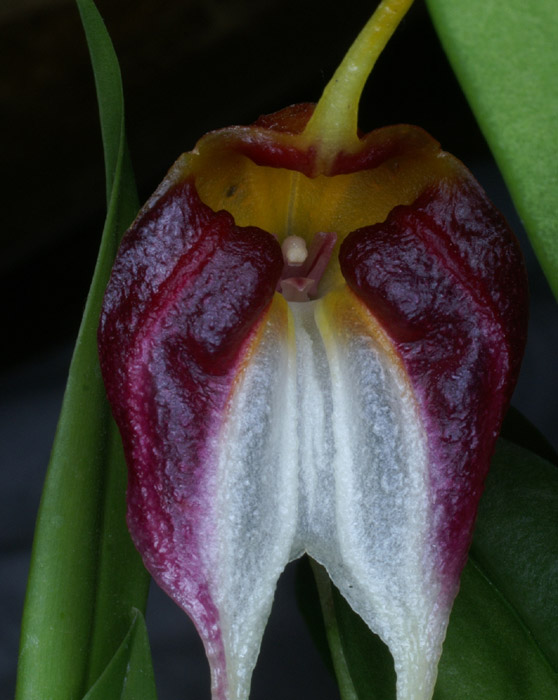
[99,180,285,698]
[340,175,527,591]
[98,3,528,698]
[99,106,527,700]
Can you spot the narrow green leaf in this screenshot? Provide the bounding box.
[16,1,149,698]
[76,0,133,208]
[82,610,157,700]
[304,439,558,698]
[425,0,558,298]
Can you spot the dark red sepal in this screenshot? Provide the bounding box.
[97,179,283,674]
[100,179,283,382]
[339,174,528,590]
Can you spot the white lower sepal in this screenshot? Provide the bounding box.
[207,289,448,700]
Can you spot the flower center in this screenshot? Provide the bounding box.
[278,232,337,302]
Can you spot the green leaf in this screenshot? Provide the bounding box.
[303,439,558,698]
[434,561,556,699]
[76,0,139,219]
[469,440,558,674]
[82,610,157,700]
[16,1,150,698]
[425,0,558,299]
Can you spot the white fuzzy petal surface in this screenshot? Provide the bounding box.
[209,297,445,700]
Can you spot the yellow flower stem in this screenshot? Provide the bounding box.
[302,0,414,166]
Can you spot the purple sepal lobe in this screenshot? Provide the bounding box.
[98,179,283,697]
[340,174,528,594]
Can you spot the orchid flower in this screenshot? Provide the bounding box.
[98,0,528,698]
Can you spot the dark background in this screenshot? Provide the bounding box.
[1,1,557,698]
